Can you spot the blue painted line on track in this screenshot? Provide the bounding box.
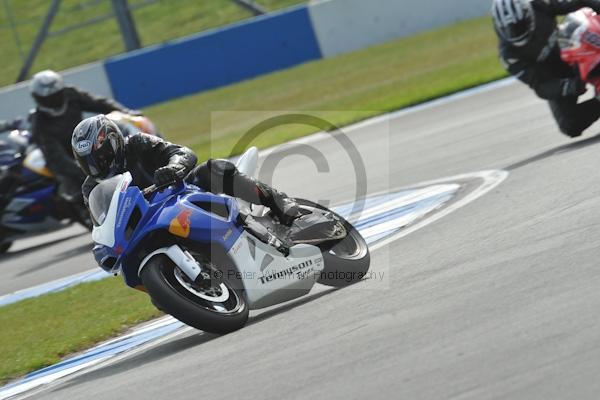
[332,189,418,216]
[355,194,453,231]
[359,194,456,244]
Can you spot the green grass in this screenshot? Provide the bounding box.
[0,15,509,385]
[143,16,508,161]
[0,0,305,85]
[0,277,160,385]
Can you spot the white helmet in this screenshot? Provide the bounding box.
[30,70,67,116]
[492,0,536,47]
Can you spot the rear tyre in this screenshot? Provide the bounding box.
[296,199,370,287]
[140,255,249,333]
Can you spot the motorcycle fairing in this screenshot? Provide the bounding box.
[2,185,57,225]
[22,148,53,178]
[226,231,324,309]
[560,8,600,85]
[121,190,244,288]
[92,173,244,288]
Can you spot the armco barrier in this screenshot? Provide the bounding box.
[0,62,113,121]
[308,0,491,58]
[104,6,322,109]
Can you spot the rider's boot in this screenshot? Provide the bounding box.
[192,160,302,226]
[231,173,301,226]
[254,182,301,226]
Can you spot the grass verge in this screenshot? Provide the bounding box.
[0,277,160,385]
[0,16,508,385]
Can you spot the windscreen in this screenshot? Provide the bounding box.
[0,132,27,166]
[558,13,588,50]
[88,174,124,226]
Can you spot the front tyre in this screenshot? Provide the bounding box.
[140,255,249,334]
[296,199,370,287]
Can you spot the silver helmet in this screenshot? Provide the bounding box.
[30,70,67,116]
[492,0,536,47]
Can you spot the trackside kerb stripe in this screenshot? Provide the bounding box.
[0,270,110,307]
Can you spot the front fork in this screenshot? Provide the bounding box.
[138,245,203,283]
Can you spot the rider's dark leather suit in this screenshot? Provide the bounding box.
[82,132,269,207]
[30,86,132,198]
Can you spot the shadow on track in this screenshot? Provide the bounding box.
[0,232,85,261]
[52,332,221,391]
[248,287,340,325]
[49,286,341,392]
[15,242,93,277]
[506,132,600,171]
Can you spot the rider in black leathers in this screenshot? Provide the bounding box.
[493,0,600,137]
[29,70,135,201]
[79,130,197,203]
[73,115,300,230]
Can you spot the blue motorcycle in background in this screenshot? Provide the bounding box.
[0,112,161,254]
[0,130,89,253]
[89,147,370,333]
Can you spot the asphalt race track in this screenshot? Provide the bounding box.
[7,79,600,399]
[0,225,91,296]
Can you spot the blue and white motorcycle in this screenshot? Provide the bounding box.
[89,148,370,333]
[0,130,89,253]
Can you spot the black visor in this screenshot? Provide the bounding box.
[75,139,115,179]
[33,90,65,110]
[505,19,531,42]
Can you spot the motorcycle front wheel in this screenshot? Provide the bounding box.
[140,255,249,334]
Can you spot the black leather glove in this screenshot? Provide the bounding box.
[560,77,586,97]
[154,165,180,186]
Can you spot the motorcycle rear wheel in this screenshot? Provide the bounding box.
[141,255,249,334]
[296,199,370,287]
